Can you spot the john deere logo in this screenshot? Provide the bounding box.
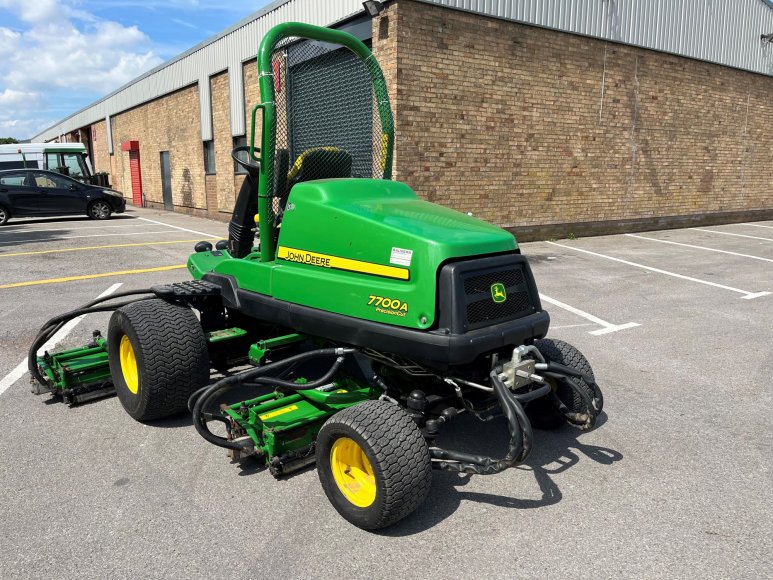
[491,282,507,303]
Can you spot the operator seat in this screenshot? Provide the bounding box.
[275,146,352,221]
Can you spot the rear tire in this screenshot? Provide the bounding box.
[0,205,9,225]
[316,400,432,530]
[107,299,209,421]
[526,338,601,430]
[88,200,112,220]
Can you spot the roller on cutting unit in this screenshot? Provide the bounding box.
[29,22,604,530]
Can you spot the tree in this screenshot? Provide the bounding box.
[0,137,19,144]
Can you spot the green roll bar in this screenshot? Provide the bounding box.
[250,22,395,263]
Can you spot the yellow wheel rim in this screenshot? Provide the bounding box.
[119,335,139,395]
[330,437,376,507]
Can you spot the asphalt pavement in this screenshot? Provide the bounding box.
[0,207,771,579]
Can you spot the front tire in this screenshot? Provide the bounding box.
[316,400,432,530]
[0,205,9,225]
[107,299,209,421]
[88,199,112,220]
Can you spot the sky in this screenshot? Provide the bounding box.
[0,0,273,140]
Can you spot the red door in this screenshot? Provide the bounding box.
[129,150,142,206]
[121,140,143,207]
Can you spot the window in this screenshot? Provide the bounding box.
[46,153,59,170]
[44,152,88,178]
[203,140,216,174]
[33,171,73,189]
[233,136,249,174]
[61,153,87,178]
[0,172,26,186]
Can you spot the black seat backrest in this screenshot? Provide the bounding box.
[287,147,352,190]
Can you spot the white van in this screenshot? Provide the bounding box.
[0,143,106,185]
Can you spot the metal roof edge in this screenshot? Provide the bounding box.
[412,0,773,78]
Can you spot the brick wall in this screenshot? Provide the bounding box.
[90,119,109,175]
[239,58,262,200]
[377,1,773,239]
[110,83,207,212]
[372,2,400,179]
[209,70,235,214]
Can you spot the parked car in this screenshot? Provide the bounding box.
[0,169,126,225]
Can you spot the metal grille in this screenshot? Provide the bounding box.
[462,266,533,327]
[466,291,531,325]
[266,37,388,224]
[463,268,524,295]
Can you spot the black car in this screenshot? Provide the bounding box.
[0,169,126,225]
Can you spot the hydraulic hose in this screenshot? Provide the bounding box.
[28,289,156,386]
[542,371,600,428]
[430,371,533,475]
[190,347,355,451]
[543,361,605,412]
[244,355,346,390]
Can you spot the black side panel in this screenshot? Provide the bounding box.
[203,273,549,369]
[228,172,258,258]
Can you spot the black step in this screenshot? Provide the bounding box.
[152,280,222,300]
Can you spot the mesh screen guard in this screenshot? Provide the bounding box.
[253,29,393,232]
[252,23,394,261]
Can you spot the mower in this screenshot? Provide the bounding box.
[29,23,604,530]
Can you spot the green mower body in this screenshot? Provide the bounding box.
[31,21,605,531]
[188,178,518,330]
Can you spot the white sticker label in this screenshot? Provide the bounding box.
[390,247,413,267]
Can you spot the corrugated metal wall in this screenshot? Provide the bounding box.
[423,0,773,76]
[33,0,773,142]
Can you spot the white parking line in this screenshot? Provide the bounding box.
[745,224,773,230]
[0,223,147,234]
[539,293,640,335]
[625,233,773,263]
[137,216,222,239]
[692,228,773,242]
[0,283,122,397]
[547,241,770,300]
[0,230,175,246]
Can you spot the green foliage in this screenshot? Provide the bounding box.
[0,137,19,144]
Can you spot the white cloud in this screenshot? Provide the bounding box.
[0,89,44,108]
[0,0,163,139]
[0,26,21,57]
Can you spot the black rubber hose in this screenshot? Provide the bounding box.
[28,292,156,386]
[244,356,346,390]
[30,297,155,357]
[542,371,599,427]
[190,348,355,450]
[512,383,551,403]
[545,362,604,411]
[31,289,155,345]
[429,372,532,474]
[545,361,595,385]
[490,371,534,469]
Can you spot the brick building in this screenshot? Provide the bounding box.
[34,0,773,239]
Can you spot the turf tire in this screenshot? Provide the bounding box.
[526,338,601,430]
[316,400,432,530]
[108,298,209,421]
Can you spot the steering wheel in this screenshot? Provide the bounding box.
[231,145,261,173]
